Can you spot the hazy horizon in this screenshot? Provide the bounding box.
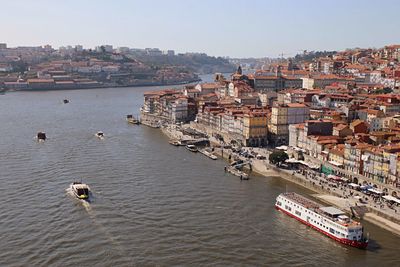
[1,0,400,58]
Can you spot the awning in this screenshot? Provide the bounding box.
[328,161,343,167]
[328,174,341,180]
[382,195,400,204]
[285,159,319,169]
[360,185,372,190]
[320,206,345,216]
[348,183,360,188]
[367,188,383,195]
[286,158,300,163]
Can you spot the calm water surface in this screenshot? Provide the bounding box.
[0,82,399,266]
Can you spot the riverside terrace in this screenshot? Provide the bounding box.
[220,146,400,234]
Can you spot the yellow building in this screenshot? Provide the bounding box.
[243,110,269,146]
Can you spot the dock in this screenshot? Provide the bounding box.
[225,165,249,180]
[199,149,218,160]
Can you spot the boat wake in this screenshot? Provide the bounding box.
[65,188,125,254]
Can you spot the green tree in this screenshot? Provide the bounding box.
[269,150,289,166]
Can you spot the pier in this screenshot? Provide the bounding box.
[224,165,249,180]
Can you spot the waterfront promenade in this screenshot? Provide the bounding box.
[158,123,400,235]
[222,146,400,235]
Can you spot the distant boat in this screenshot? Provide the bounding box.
[63,99,69,104]
[126,114,140,125]
[70,181,90,200]
[186,144,198,152]
[169,139,181,146]
[95,131,104,139]
[37,132,46,141]
[200,149,218,160]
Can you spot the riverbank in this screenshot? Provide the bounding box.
[247,156,400,236]
[315,194,400,236]
[156,124,400,237]
[244,152,400,236]
[1,78,202,93]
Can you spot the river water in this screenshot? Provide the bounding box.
[0,79,399,266]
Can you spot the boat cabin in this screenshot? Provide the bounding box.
[37,132,46,140]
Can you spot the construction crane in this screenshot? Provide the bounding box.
[278,52,289,64]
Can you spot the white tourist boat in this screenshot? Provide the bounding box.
[70,182,90,200]
[95,131,104,139]
[275,192,368,249]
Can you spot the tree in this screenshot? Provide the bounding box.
[269,150,289,166]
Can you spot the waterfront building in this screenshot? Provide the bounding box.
[243,109,269,146]
[289,120,334,152]
[27,78,55,90]
[269,103,310,145]
[142,89,190,123]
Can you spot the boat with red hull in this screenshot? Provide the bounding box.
[276,192,368,249]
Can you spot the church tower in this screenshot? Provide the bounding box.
[237,65,243,75]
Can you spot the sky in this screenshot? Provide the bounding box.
[1,0,400,58]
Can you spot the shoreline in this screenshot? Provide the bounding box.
[237,151,400,236]
[0,79,202,93]
[159,125,400,237]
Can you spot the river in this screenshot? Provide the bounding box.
[0,78,399,266]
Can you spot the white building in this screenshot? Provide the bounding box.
[171,97,188,122]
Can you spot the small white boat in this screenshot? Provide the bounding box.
[169,139,181,146]
[70,182,90,200]
[126,115,140,125]
[209,154,218,160]
[95,131,104,139]
[186,144,198,152]
[37,132,46,142]
[200,149,218,160]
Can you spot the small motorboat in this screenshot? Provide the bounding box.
[70,181,90,200]
[95,131,104,139]
[208,153,218,160]
[63,99,69,104]
[37,132,46,141]
[126,115,140,125]
[186,144,198,152]
[169,139,181,146]
[200,149,218,160]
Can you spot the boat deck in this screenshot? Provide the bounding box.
[281,192,361,228]
[282,192,321,210]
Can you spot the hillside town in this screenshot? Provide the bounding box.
[0,43,234,91]
[140,44,400,202]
